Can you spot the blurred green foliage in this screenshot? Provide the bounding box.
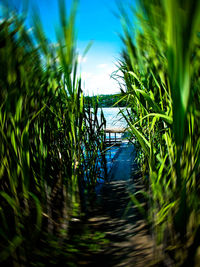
[116,0,200,264]
[0,0,106,265]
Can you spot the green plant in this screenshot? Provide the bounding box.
[0,1,106,265]
[117,0,200,264]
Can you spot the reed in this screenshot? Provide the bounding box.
[0,1,105,265]
[117,0,200,264]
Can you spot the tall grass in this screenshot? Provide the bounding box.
[0,1,106,265]
[117,0,200,264]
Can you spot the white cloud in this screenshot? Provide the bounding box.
[81,67,120,96]
[81,71,93,79]
[97,63,108,69]
[77,45,121,96]
[78,55,87,64]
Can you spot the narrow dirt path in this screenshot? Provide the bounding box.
[82,143,164,267]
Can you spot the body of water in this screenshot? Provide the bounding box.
[99,107,130,143]
[95,107,131,192]
[98,107,129,129]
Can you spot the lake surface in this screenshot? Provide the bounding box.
[98,107,129,129]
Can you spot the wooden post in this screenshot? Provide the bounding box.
[104,128,126,146]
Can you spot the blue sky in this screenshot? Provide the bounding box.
[76,0,124,95]
[7,0,135,95]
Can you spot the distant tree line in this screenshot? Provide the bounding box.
[85,94,128,107]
